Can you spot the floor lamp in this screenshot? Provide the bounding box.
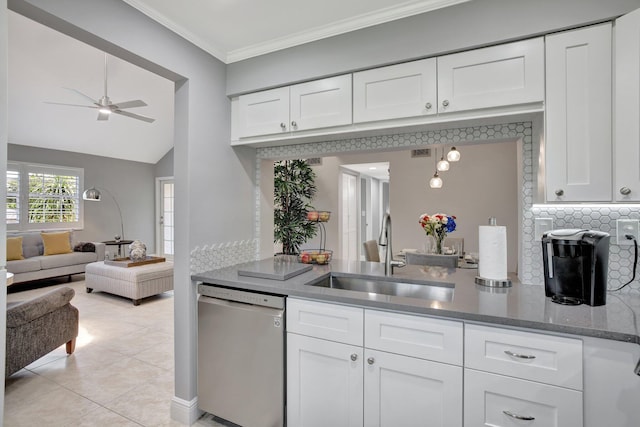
[82,186,124,241]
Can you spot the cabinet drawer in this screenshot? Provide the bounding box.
[464,369,583,427]
[287,298,363,346]
[365,310,463,365]
[465,324,583,390]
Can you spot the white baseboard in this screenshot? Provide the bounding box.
[171,395,202,425]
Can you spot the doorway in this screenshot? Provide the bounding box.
[156,177,175,259]
[340,163,389,260]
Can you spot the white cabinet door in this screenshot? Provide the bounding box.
[353,58,437,123]
[290,74,352,131]
[615,8,640,201]
[464,369,583,427]
[545,23,612,202]
[364,349,462,427]
[437,38,544,113]
[287,333,363,427]
[237,86,289,138]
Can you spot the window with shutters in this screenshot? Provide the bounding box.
[6,162,84,231]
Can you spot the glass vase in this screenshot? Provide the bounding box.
[426,234,445,254]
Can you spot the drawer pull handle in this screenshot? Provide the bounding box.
[350,353,358,361]
[503,410,535,421]
[504,350,536,360]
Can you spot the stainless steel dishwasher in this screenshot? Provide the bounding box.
[197,284,285,427]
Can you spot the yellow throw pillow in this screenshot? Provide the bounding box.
[6,237,24,261]
[41,231,73,256]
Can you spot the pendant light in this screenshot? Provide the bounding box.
[429,154,443,188]
[447,146,461,162]
[437,147,450,171]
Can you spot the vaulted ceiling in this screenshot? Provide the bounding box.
[8,0,468,163]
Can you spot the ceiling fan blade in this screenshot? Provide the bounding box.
[63,87,99,105]
[44,101,98,109]
[112,100,147,109]
[113,109,155,123]
[97,111,110,121]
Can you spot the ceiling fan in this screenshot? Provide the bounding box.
[45,53,155,123]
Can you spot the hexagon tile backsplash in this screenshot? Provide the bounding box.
[189,121,638,295]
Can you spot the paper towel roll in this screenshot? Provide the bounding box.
[478,225,508,280]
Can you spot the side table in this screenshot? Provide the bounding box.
[102,239,134,258]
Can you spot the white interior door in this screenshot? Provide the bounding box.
[340,170,359,262]
[156,177,175,258]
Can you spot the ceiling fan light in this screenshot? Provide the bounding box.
[447,147,461,162]
[429,172,443,189]
[98,107,112,115]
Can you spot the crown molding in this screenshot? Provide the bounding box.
[123,0,470,64]
[121,0,228,62]
[226,0,470,63]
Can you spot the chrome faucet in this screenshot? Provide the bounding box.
[378,213,405,276]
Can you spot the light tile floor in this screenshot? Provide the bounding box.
[4,276,226,427]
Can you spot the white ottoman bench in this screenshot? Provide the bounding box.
[85,261,173,305]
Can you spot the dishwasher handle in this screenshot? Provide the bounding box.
[198,284,285,309]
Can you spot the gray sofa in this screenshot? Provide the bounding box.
[6,232,105,285]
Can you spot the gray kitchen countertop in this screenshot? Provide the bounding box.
[192,258,640,344]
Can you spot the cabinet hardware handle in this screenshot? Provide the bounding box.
[350,353,358,361]
[620,187,632,196]
[291,121,297,127]
[442,100,450,107]
[504,350,536,359]
[280,122,286,130]
[503,410,535,421]
[425,102,432,110]
[367,357,375,365]
[554,189,564,196]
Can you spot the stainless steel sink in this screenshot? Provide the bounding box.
[309,274,454,302]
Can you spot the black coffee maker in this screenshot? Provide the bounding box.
[541,229,610,306]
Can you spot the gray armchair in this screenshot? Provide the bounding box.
[5,287,79,378]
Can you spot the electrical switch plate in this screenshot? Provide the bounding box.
[616,219,640,245]
[534,218,554,241]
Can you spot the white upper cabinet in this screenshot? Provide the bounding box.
[290,74,352,132]
[545,23,612,202]
[615,8,640,201]
[353,58,437,123]
[237,86,289,138]
[237,75,352,138]
[437,38,544,113]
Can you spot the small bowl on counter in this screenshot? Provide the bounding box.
[298,250,333,265]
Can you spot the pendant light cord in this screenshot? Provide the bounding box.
[609,235,638,292]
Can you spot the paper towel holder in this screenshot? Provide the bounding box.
[475,276,512,288]
[475,217,512,288]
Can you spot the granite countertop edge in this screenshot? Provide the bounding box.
[192,259,640,345]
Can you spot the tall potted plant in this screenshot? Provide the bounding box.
[274,159,318,255]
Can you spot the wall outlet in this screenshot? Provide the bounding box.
[534,218,554,241]
[616,219,640,245]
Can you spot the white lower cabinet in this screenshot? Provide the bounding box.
[286,299,463,427]
[364,349,462,427]
[464,369,583,427]
[287,333,363,427]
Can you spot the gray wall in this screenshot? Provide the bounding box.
[7,0,256,422]
[1,0,8,416]
[8,143,157,252]
[155,147,174,178]
[227,0,640,95]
